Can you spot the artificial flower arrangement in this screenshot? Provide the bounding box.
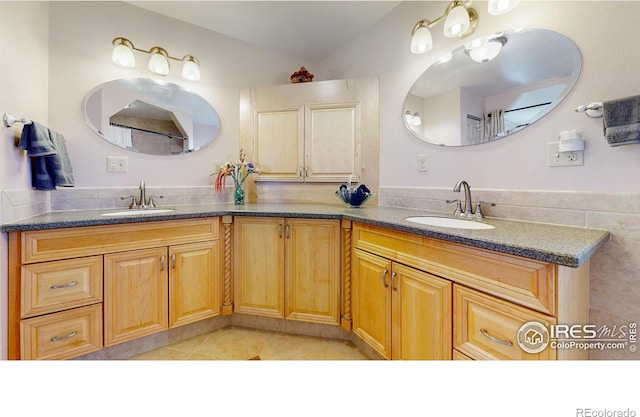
[213,149,261,204]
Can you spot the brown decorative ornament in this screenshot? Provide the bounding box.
[290,66,314,83]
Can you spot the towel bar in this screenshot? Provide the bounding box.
[574,102,603,118]
[3,113,33,128]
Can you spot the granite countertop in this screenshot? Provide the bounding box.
[0,203,610,268]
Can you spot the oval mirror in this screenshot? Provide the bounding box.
[403,28,581,146]
[83,78,221,155]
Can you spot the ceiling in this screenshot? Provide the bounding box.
[127,1,402,63]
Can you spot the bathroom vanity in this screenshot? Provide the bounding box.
[2,203,609,360]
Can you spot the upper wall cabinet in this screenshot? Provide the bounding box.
[240,78,378,183]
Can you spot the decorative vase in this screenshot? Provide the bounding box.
[234,179,245,205]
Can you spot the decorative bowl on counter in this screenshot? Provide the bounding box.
[335,183,374,208]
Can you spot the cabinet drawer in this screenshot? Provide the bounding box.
[22,218,220,263]
[21,256,103,318]
[454,285,556,360]
[21,304,103,360]
[352,223,556,315]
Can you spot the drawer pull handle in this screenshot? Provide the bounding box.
[278,224,283,238]
[285,224,290,239]
[171,253,176,269]
[391,272,398,291]
[51,331,78,342]
[381,269,389,288]
[480,328,513,347]
[50,281,78,290]
[161,255,165,271]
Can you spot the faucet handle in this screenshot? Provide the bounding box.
[446,199,464,217]
[120,195,138,209]
[474,201,496,220]
[147,195,163,208]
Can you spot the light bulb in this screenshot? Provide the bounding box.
[148,48,170,76]
[410,22,433,54]
[443,4,470,37]
[182,56,201,81]
[112,40,135,68]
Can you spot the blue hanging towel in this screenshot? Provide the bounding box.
[19,122,75,190]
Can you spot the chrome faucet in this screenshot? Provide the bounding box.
[453,180,474,218]
[138,180,147,208]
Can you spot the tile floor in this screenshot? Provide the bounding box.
[128,326,369,360]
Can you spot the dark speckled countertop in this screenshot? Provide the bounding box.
[0,203,610,268]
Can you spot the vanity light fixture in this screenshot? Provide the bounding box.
[410,0,518,55]
[111,37,201,81]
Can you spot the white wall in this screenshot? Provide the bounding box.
[319,1,640,192]
[0,1,50,361]
[46,1,312,188]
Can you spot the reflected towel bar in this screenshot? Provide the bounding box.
[3,113,33,128]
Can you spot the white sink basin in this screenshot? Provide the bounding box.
[101,209,175,217]
[405,216,495,230]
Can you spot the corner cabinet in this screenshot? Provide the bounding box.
[233,216,341,325]
[8,218,222,360]
[239,78,379,183]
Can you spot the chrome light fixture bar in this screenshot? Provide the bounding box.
[410,0,519,55]
[111,37,201,81]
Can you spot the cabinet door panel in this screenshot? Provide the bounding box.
[352,249,392,359]
[104,248,168,346]
[254,107,304,181]
[392,263,452,360]
[234,217,285,317]
[169,241,220,328]
[305,104,359,182]
[285,219,340,324]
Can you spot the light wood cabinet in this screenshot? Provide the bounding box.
[234,217,341,325]
[104,248,168,346]
[352,248,452,360]
[351,222,590,360]
[454,285,556,360]
[105,241,220,346]
[9,218,221,359]
[169,241,221,328]
[240,78,379,184]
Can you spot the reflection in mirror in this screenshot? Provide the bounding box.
[83,78,221,155]
[403,29,582,146]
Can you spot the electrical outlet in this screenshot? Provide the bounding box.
[417,154,428,172]
[107,156,128,173]
[547,142,583,167]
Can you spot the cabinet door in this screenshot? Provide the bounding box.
[304,104,360,182]
[234,217,285,318]
[169,241,220,328]
[253,107,305,182]
[285,219,341,324]
[352,249,392,359]
[104,248,168,346]
[391,263,452,360]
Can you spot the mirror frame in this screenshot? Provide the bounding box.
[403,28,582,146]
[82,78,221,155]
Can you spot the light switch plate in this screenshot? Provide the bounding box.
[547,142,583,167]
